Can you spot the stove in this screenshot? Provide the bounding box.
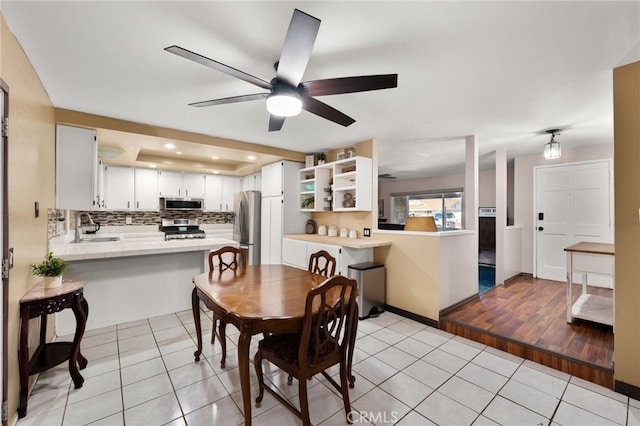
[160,218,206,241]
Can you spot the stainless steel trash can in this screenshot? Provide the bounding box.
[348,262,386,319]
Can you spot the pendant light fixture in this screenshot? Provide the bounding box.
[543,129,562,160]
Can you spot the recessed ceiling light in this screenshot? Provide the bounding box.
[164,143,175,149]
[176,151,182,155]
[211,156,219,160]
[213,170,220,174]
[149,164,157,168]
[247,155,257,160]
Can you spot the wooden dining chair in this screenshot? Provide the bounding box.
[253,275,358,426]
[208,245,246,368]
[308,250,337,277]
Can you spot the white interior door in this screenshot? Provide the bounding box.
[535,160,612,282]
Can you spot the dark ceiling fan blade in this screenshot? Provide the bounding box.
[304,74,398,96]
[165,45,272,90]
[276,9,321,87]
[268,115,286,132]
[189,93,268,107]
[302,97,355,127]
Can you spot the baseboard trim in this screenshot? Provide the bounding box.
[504,272,533,285]
[615,380,640,400]
[383,304,439,328]
[439,293,480,317]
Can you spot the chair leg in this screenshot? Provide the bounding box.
[340,361,353,424]
[253,352,265,404]
[298,374,311,426]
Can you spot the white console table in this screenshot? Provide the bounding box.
[565,242,614,326]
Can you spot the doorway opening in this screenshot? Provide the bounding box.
[479,207,496,294]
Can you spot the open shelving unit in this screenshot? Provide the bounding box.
[298,156,371,212]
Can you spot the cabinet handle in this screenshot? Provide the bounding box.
[127,201,130,209]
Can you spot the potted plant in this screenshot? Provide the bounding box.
[316,152,326,165]
[31,252,68,288]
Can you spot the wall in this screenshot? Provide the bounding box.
[1,14,57,424]
[372,232,440,320]
[613,61,640,391]
[513,143,613,274]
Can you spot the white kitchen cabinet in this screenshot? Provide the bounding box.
[282,238,373,275]
[204,174,240,211]
[261,160,309,264]
[104,166,134,210]
[56,124,98,210]
[261,196,284,264]
[183,172,205,198]
[95,158,105,210]
[261,162,282,197]
[134,168,159,210]
[204,174,223,211]
[158,171,205,198]
[241,172,261,191]
[221,176,241,211]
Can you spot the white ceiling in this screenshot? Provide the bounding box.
[2,1,639,179]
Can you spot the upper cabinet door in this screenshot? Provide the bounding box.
[182,173,205,198]
[204,174,223,211]
[221,176,241,211]
[134,168,159,210]
[104,166,134,210]
[261,162,283,197]
[158,171,182,197]
[56,124,98,210]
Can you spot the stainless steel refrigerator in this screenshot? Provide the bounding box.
[233,190,261,265]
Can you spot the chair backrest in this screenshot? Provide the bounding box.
[404,216,437,232]
[209,246,246,271]
[299,275,357,369]
[308,250,337,277]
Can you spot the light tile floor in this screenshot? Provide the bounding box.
[17,309,640,425]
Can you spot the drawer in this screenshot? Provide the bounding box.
[571,252,614,275]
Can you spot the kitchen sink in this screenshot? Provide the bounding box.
[74,236,121,243]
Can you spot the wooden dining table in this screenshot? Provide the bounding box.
[191,264,357,425]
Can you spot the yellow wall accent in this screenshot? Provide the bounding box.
[372,232,440,320]
[613,60,640,388]
[1,14,57,424]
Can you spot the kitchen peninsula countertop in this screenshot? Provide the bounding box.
[283,234,392,249]
[50,226,236,261]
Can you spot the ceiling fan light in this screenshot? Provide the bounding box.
[266,93,302,117]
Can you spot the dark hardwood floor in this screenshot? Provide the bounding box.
[440,275,614,388]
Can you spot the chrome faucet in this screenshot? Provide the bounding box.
[74,212,94,243]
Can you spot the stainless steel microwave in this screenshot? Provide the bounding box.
[161,197,204,210]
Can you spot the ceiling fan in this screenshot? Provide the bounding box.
[165,9,398,132]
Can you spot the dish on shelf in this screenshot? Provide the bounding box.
[304,184,315,191]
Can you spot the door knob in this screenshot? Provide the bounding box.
[538,226,544,231]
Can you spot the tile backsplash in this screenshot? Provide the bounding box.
[48,209,234,239]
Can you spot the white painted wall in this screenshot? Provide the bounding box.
[504,226,522,280]
[514,143,613,274]
[439,232,477,309]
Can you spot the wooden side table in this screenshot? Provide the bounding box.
[18,273,89,418]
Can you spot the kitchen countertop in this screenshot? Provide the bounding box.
[283,234,392,249]
[50,230,237,261]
